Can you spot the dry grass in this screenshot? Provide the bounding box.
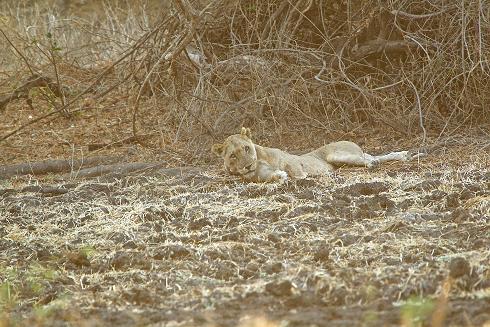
[0,1,489,326]
[0,148,489,326]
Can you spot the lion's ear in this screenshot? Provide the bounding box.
[212,143,225,157]
[240,127,252,139]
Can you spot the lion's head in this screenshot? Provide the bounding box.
[212,127,258,176]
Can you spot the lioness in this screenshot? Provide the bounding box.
[212,127,415,182]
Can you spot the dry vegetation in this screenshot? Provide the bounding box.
[0,0,489,326]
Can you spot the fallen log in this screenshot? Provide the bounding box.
[0,156,122,179]
[65,162,163,179]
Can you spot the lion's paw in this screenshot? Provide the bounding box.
[296,171,308,179]
[271,170,288,183]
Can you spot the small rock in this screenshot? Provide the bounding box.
[337,233,357,246]
[362,235,374,243]
[264,262,283,274]
[153,245,191,260]
[449,257,471,278]
[450,207,472,223]
[239,263,259,279]
[284,291,320,308]
[110,252,131,269]
[473,239,488,249]
[404,180,442,192]
[265,280,293,297]
[123,240,138,249]
[65,251,91,267]
[37,289,58,305]
[313,245,330,263]
[122,286,152,304]
[445,193,460,209]
[338,182,389,196]
[267,233,281,243]
[188,217,211,230]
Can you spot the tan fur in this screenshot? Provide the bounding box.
[212,127,413,182]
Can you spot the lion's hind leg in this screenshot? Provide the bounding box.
[371,150,427,163]
[316,141,420,169]
[368,151,411,163]
[326,151,413,168]
[325,152,378,168]
[313,142,374,168]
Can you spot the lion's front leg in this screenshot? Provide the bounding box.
[258,162,289,183]
[245,160,289,183]
[284,163,308,179]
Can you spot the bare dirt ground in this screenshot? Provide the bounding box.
[1,141,489,327]
[1,0,489,325]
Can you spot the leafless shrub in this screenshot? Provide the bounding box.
[0,0,488,156]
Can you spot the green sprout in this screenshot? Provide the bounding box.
[400,296,435,327]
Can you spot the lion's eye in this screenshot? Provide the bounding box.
[244,145,250,153]
[230,154,236,159]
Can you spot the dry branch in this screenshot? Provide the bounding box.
[131,0,214,145]
[390,7,453,20]
[0,27,35,75]
[0,156,122,179]
[350,39,419,61]
[1,0,488,164]
[20,185,70,196]
[260,0,289,41]
[0,17,171,143]
[0,74,61,111]
[65,162,164,179]
[87,134,155,152]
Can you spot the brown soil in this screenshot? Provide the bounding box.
[1,146,489,326]
[1,1,489,326]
